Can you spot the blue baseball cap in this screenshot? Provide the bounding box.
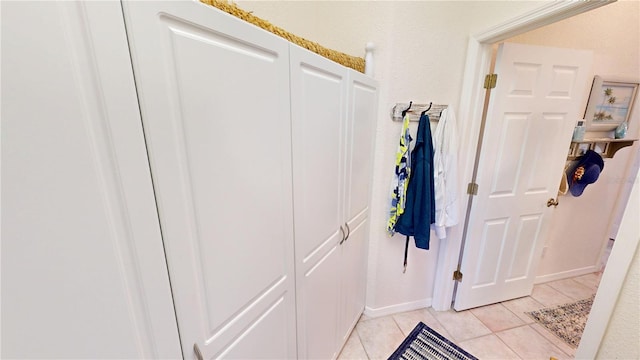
[569,150,604,197]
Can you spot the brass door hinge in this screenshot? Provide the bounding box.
[453,269,463,282]
[467,182,479,196]
[484,73,498,89]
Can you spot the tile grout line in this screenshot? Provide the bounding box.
[494,323,574,359]
[353,323,372,360]
[389,314,409,358]
[497,333,525,360]
[428,309,454,342]
[460,307,492,340]
[527,324,572,359]
[492,325,533,360]
[390,315,407,337]
[498,299,537,328]
[546,278,597,301]
[529,322,575,358]
[449,309,526,360]
[459,302,571,359]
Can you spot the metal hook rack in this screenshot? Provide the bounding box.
[391,102,448,122]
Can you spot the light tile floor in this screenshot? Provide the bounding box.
[339,272,602,360]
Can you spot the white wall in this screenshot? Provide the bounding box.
[507,0,640,282]
[595,169,640,359]
[237,0,549,314]
[597,241,640,358]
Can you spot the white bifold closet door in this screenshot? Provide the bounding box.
[341,70,378,346]
[122,2,297,359]
[290,44,348,360]
[2,1,181,358]
[290,45,377,359]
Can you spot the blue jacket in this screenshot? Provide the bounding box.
[395,114,435,250]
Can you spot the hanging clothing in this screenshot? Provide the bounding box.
[387,113,412,235]
[395,113,435,250]
[431,108,460,239]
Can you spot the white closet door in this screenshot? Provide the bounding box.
[2,2,180,358]
[344,71,378,225]
[122,2,296,359]
[290,44,348,360]
[340,71,378,343]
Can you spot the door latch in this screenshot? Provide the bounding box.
[547,198,559,207]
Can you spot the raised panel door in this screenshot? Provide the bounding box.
[339,219,369,345]
[2,2,180,358]
[455,43,593,310]
[339,71,377,345]
[344,72,378,223]
[123,2,297,358]
[290,44,348,360]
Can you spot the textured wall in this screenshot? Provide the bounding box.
[596,170,640,359]
[597,245,640,358]
[508,0,640,281]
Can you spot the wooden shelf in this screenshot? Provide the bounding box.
[568,138,637,160]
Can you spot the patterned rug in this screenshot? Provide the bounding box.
[388,322,478,360]
[526,296,595,348]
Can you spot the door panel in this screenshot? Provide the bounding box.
[490,113,530,195]
[1,2,181,358]
[170,24,289,331]
[302,246,342,360]
[217,296,292,359]
[455,43,593,310]
[340,219,369,344]
[345,72,378,222]
[123,3,296,358]
[339,71,377,345]
[548,66,579,98]
[507,215,543,280]
[292,61,344,260]
[290,44,347,360]
[473,218,509,287]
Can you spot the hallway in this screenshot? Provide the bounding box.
[339,273,601,360]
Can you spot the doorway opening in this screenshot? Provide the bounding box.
[432,1,640,358]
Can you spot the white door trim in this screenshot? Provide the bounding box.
[575,166,639,358]
[431,0,630,357]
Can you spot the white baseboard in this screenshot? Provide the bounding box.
[364,298,432,318]
[534,265,598,284]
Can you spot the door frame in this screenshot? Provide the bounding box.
[430,0,638,357]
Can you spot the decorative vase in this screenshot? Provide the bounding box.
[614,122,628,139]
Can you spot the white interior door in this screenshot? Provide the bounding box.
[122,2,297,359]
[290,44,348,360]
[454,42,593,311]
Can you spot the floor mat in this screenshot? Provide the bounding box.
[388,322,478,360]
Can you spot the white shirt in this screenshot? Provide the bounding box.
[431,108,460,239]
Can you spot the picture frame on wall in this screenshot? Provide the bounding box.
[584,76,639,131]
